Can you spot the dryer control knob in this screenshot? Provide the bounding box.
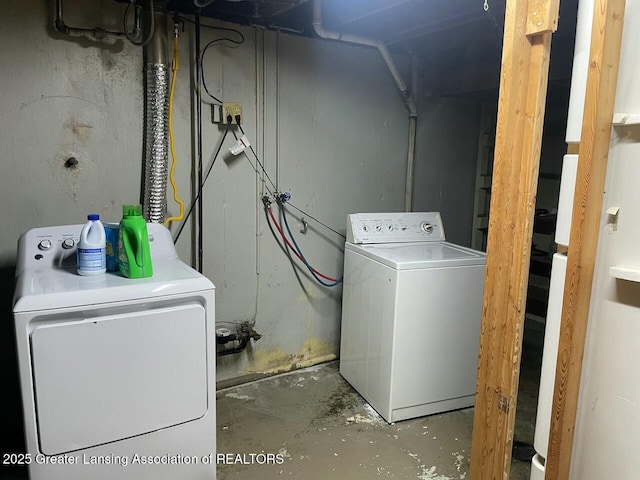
[38,239,52,251]
[421,222,433,234]
[62,238,75,249]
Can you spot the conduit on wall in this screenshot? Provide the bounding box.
[143,10,170,223]
[311,0,418,211]
[54,0,127,39]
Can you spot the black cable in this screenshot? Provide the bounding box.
[285,202,346,239]
[175,15,245,105]
[235,125,345,240]
[174,129,230,244]
[196,13,203,272]
[200,36,244,104]
[178,15,244,34]
[237,124,278,193]
[198,26,244,104]
[230,129,275,197]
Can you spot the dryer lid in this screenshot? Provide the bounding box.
[13,259,214,313]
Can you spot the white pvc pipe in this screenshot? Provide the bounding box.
[405,116,417,211]
[566,0,595,143]
[534,253,567,461]
[312,0,418,212]
[404,55,419,211]
[311,0,417,116]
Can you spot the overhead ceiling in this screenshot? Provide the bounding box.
[171,0,578,104]
[171,0,511,49]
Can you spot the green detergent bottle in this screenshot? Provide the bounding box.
[118,204,153,278]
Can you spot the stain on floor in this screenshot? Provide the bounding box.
[216,320,544,480]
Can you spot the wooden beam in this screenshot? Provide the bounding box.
[566,143,580,154]
[469,0,556,478]
[526,0,560,36]
[545,0,626,478]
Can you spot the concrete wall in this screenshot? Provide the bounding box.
[0,0,412,386]
[201,27,409,381]
[570,2,640,477]
[0,0,144,258]
[0,0,146,459]
[412,96,481,247]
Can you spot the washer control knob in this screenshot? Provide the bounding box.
[375,225,382,232]
[421,222,434,234]
[38,239,52,251]
[62,238,75,249]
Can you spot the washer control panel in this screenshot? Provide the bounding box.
[346,212,445,244]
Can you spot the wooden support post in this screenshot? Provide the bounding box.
[469,0,556,478]
[526,0,560,36]
[545,0,626,478]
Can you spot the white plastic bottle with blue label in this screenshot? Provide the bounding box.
[77,214,106,276]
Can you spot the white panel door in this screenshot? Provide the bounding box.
[392,265,485,407]
[31,303,208,455]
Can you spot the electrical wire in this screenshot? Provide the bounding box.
[279,204,342,287]
[174,129,230,244]
[232,147,276,198]
[198,27,245,104]
[230,128,276,198]
[178,14,246,33]
[237,124,277,192]
[282,200,346,240]
[164,28,185,227]
[235,125,345,239]
[266,206,339,283]
[175,17,245,107]
[196,12,204,272]
[227,117,344,287]
[176,14,343,242]
[123,0,155,47]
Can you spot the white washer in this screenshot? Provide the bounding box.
[12,223,215,480]
[340,212,486,423]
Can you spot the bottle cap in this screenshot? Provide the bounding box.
[88,214,100,221]
[122,204,143,217]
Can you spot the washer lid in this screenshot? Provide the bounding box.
[346,241,486,270]
[13,259,214,313]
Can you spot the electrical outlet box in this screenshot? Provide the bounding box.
[222,102,242,124]
[211,104,222,124]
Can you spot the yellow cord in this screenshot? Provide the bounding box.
[163,29,185,227]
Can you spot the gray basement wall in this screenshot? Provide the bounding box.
[412,97,482,247]
[0,0,481,384]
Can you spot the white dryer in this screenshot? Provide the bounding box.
[12,223,215,480]
[340,212,486,423]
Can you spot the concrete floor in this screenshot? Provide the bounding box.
[0,320,542,480]
[216,320,544,480]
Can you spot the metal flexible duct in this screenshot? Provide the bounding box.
[143,11,169,223]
